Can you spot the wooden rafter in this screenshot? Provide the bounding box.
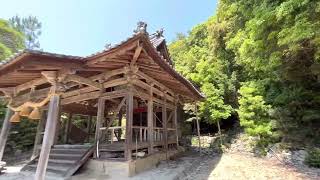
[130,45,143,67]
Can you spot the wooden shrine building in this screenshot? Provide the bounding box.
[0,22,203,179]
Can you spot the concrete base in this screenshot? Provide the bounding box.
[72,148,183,179]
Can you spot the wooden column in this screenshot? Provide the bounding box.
[63,113,72,144]
[35,94,60,180]
[125,87,133,160]
[94,98,105,158]
[195,103,201,154]
[174,101,179,147]
[148,86,154,154]
[31,111,46,159]
[0,108,13,161]
[86,116,92,142]
[162,95,168,158]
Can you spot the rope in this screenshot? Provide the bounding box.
[8,89,58,112]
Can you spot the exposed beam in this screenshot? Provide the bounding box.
[130,45,143,66]
[64,74,102,90]
[136,70,174,96]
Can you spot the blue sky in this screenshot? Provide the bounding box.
[1,0,217,56]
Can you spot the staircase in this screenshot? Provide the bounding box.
[21,144,94,179]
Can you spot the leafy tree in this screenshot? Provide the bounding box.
[9,15,42,49]
[170,0,320,149]
[0,19,24,60]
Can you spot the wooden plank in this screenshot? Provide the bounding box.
[125,86,133,160]
[35,94,60,180]
[0,108,13,161]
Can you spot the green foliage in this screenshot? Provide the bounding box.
[238,81,273,137]
[170,0,320,149]
[9,15,42,49]
[169,16,237,125]
[7,119,37,151]
[305,148,320,168]
[0,18,24,59]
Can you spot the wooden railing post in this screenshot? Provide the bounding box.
[0,108,13,161]
[35,94,60,180]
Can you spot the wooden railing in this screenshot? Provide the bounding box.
[99,126,176,144]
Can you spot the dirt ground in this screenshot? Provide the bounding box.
[1,152,319,180]
[179,152,319,180]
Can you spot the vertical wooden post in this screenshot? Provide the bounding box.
[64,113,72,144]
[31,111,46,159]
[195,103,201,154]
[0,108,13,161]
[162,95,168,159]
[125,87,133,160]
[94,98,105,158]
[35,94,60,180]
[174,101,179,147]
[148,85,154,154]
[86,116,92,142]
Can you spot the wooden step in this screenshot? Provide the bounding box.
[21,144,94,178]
[27,164,67,175]
[53,144,91,149]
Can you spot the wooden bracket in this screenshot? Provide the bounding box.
[64,74,103,90]
[130,43,143,67]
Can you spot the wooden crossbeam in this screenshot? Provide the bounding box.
[134,79,174,102]
[64,74,102,90]
[61,89,127,105]
[136,70,174,96]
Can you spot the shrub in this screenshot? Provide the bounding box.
[305,148,320,168]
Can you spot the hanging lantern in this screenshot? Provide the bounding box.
[28,107,41,120]
[19,105,31,117]
[10,112,21,123]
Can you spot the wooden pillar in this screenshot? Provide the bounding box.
[35,94,60,180]
[86,116,92,142]
[148,86,154,154]
[174,101,179,147]
[94,98,105,158]
[162,95,168,158]
[31,111,46,159]
[195,103,201,154]
[125,87,133,160]
[0,108,13,161]
[63,113,72,144]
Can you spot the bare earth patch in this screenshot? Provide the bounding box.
[181,152,319,180]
